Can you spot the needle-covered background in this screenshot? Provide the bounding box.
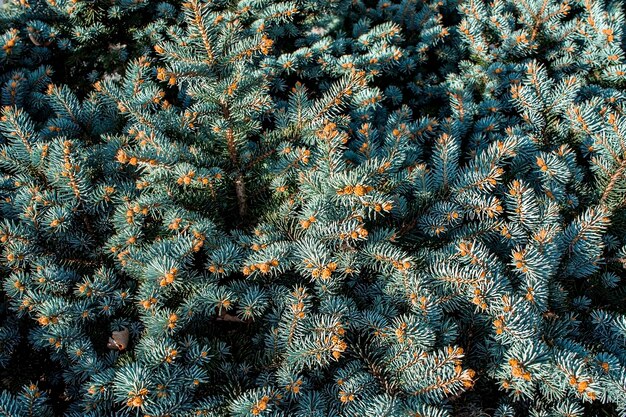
[0,0,625,415]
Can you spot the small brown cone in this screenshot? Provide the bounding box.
[107,327,129,351]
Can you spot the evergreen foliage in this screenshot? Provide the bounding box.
[0,0,625,415]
